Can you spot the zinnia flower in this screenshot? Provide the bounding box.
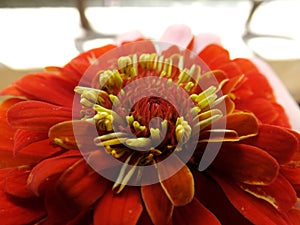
[0,24,300,225]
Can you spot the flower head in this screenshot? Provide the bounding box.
[0,25,300,225]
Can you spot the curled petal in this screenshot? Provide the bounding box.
[7,100,72,132]
[211,172,290,225]
[49,120,97,150]
[213,143,279,185]
[212,112,259,139]
[57,159,110,208]
[27,151,81,196]
[239,174,297,212]
[193,171,253,225]
[141,183,173,225]
[94,187,143,225]
[241,124,298,164]
[158,155,194,206]
[172,198,221,225]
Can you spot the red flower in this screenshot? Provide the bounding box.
[0,25,300,225]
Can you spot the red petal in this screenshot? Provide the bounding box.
[198,44,230,68]
[67,44,117,77]
[236,98,279,124]
[233,58,260,74]
[213,143,279,185]
[241,124,298,164]
[211,112,259,139]
[193,170,253,225]
[17,139,61,158]
[281,166,300,185]
[0,169,45,225]
[239,174,297,212]
[12,73,75,107]
[158,155,194,206]
[43,183,82,224]
[0,98,22,151]
[27,150,81,195]
[141,183,173,225]
[172,198,221,225]
[3,166,35,198]
[270,103,291,128]
[13,129,48,154]
[191,33,222,55]
[285,209,300,225]
[0,150,41,169]
[7,100,72,132]
[211,172,289,225]
[49,120,97,150]
[242,71,275,100]
[94,187,143,225]
[57,159,110,208]
[160,24,193,48]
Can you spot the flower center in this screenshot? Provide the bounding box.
[73,51,230,191]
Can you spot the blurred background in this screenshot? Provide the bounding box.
[0,0,300,102]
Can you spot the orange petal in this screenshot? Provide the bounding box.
[239,174,297,212]
[270,103,291,128]
[94,187,143,225]
[172,198,221,225]
[49,120,97,150]
[66,44,117,80]
[11,73,75,107]
[160,24,193,48]
[198,44,230,69]
[57,159,110,208]
[241,124,298,164]
[158,155,194,206]
[242,71,275,100]
[213,143,279,185]
[0,98,22,151]
[141,183,173,225]
[7,100,72,132]
[27,150,81,196]
[233,58,260,74]
[211,171,290,225]
[212,112,259,139]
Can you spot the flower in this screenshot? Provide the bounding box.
[0,24,300,225]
